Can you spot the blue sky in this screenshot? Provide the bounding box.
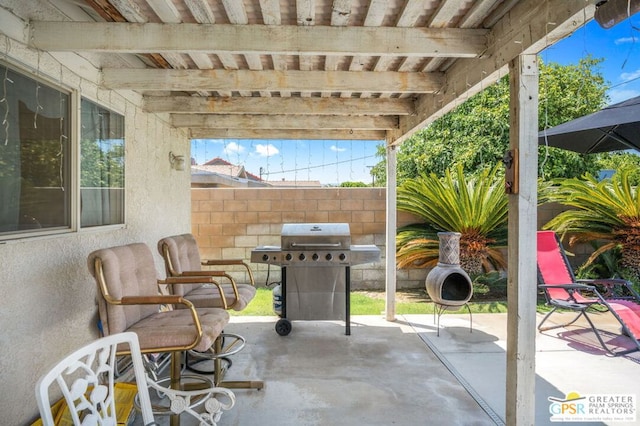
[541,17,640,104]
[191,138,380,185]
[192,14,640,185]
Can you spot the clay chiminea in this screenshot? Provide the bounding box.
[425,232,473,310]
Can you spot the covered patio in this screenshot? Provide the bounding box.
[0,0,633,425]
[132,312,640,425]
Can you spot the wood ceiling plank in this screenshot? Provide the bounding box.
[324,0,353,97]
[189,128,386,141]
[30,22,487,58]
[184,0,216,23]
[345,0,387,98]
[331,0,352,26]
[222,0,268,97]
[102,68,443,93]
[144,96,414,115]
[259,0,290,97]
[172,113,398,130]
[296,0,316,26]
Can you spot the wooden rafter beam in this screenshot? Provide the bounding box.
[144,96,415,115]
[29,22,488,58]
[80,1,170,68]
[189,128,386,140]
[171,114,398,130]
[102,69,443,93]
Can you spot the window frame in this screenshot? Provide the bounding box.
[0,60,126,242]
[79,97,126,229]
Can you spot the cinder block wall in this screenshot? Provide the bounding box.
[192,187,399,290]
[191,188,588,291]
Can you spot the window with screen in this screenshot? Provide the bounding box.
[80,99,125,227]
[0,63,71,237]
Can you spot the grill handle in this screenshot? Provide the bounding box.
[290,242,342,248]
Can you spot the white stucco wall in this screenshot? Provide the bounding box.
[0,6,192,423]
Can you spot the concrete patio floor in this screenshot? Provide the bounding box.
[139,311,640,426]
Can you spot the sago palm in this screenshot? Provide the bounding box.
[543,168,640,278]
[396,164,508,275]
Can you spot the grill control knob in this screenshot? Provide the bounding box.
[325,253,333,261]
[262,254,270,262]
[299,253,306,261]
[285,253,292,261]
[339,253,346,261]
[312,253,319,261]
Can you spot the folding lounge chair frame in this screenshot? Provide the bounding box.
[537,230,640,356]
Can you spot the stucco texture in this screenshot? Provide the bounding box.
[0,29,192,424]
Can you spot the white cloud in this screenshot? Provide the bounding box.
[255,144,279,157]
[607,88,640,105]
[620,69,640,82]
[614,36,639,45]
[330,145,346,152]
[223,141,245,155]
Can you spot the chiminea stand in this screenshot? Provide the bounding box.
[425,232,474,336]
[432,303,473,337]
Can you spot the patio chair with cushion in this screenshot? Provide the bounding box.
[87,243,234,424]
[158,233,257,312]
[35,331,235,426]
[537,230,640,356]
[157,234,263,390]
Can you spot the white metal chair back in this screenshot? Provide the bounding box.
[35,332,155,425]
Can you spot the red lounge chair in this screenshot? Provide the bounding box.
[537,230,640,356]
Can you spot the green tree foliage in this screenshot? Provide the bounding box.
[80,138,124,188]
[372,57,622,185]
[396,164,508,275]
[542,168,640,280]
[594,152,640,185]
[340,181,368,187]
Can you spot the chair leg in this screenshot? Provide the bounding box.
[540,307,640,356]
[170,352,181,426]
[538,306,586,332]
[583,311,640,356]
[214,335,264,390]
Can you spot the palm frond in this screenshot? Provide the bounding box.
[396,164,508,272]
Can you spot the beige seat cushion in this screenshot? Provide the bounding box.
[128,308,229,352]
[88,242,229,352]
[158,233,257,310]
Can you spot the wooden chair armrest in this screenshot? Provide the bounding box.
[120,295,184,305]
[181,270,228,277]
[202,259,244,266]
[202,259,256,286]
[161,276,219,284]
[160,277,230,310]
[120,294,202,311]
[120,295,204,348]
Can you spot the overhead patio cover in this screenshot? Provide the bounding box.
[538,95,640,153]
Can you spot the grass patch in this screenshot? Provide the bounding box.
[229,287,275,316]
[230,287,508,316]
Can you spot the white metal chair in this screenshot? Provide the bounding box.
[35,332,235,426]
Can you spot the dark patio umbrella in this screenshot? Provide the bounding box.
[538,95,640,153]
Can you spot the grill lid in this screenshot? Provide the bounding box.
[281,223,351,250]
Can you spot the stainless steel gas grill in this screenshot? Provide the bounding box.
[251,223,380,336]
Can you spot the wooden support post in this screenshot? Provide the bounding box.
[385,141,397,321]
[506,54,538,425]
